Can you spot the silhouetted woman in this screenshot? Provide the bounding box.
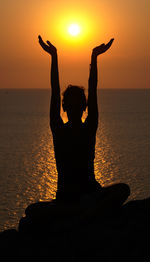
[25,36,130,220]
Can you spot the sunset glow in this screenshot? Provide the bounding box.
[68,24,81,36]
[53,11,95,46]
[1,0,149,89]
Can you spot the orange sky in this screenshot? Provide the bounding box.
[0,0,150,90]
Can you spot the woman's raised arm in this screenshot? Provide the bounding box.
[88,38,114,131]
[38,35,62,131]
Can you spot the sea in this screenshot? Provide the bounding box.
[0,88,150,231]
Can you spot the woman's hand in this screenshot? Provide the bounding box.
[38,35,57,56]
[93,38,114,56]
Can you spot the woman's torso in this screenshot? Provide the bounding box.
[52,120,98,202]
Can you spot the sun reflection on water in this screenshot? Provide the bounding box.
[35,141,57,202]
[94,125,116,187]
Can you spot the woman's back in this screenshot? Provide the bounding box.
[52,119,98,202]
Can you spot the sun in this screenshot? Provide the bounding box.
[68,24,81,36]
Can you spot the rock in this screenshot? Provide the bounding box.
[0,229,18,246]
[0,198,150,261]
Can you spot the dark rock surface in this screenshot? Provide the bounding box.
[0,198,150,261]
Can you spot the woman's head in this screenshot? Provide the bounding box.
[62,85,87,122]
